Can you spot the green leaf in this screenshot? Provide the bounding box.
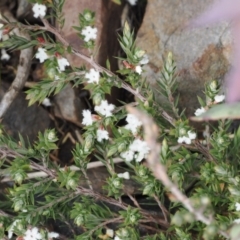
[191,103,240,121]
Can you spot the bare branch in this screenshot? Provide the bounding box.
[0,10,33,118]
[126,106,229,239]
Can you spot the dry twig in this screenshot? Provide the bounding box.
[127,106,230,239]
[0,10,32,118]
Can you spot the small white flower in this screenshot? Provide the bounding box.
[32,3,47,18]
[81,26,97,42]
[236,202,240,211]
[194,107,206,116]
[95,100,115,117]
[57,57,70,71]
[124,113,142,134]
[127,0,138,6]
[35,47,49,63]
[129,139,150,162]
[117,172,130,180]
[48,231,60,239]
[85,68,100,84]
[82,109,93,126]
[106,229,114,238]
[47,131,55,141]
[42,98,52,107]
[120,150,134,162]
[135,65,142,75]
[178,136,191,145]
[234,218,240,224]
[96,129,109,142]
[214,94,225,103]
[1,48,10,61]
[24,227,42,240]
[139,54,149,65]
[187,130,196,140]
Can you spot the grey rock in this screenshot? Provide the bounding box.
[136,0,232,115]
[0,82,51,142]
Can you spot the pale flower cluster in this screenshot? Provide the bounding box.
[194,107,206,116]
[121,139,150,162]
[81,26,97,42]
[82,109,93,126]
[32,3,47,18]
[124,113,142,134]
[85,68,100,84]
[1,48,10,61]
[178,130,196,145]
[8,223,59,240]
[35,47,70,73]
[214,94,225,103]
[117,172,130,179]
[96,129,109,142]
[233,203,240,224]
[95,100,115,117]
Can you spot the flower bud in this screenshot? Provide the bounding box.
[67,179,77,190]
[93,93,102,105]
[14,199,23,212]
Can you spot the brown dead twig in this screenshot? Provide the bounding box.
[0,10,33,118]
[126,106,230,239]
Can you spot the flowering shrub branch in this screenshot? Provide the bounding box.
[0,1,239,240]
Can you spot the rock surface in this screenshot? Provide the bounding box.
[0,82,51,142]
[136,0,232,115]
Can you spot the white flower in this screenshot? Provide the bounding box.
[32,3,47,18]
[234,218,240,224]
[97,129,109,142]
[82,110,93,126]
[127,0,138,6]
[135,65,142,74]
[129,139,150,162]
[194,107,206,116]
[187,130,196,140]
[48,231,59,239]
[57,57,70,71]
[1,48,10,61]
[139,54,149,65]
[120,150,134,162]
[177,131,196,145]
[35,47,49,63]
[81,26,97,42]
[236,202,240,211]
[95,100,115,117]
[85,68,100,84]
[214,94,225,103]
[42,98,52,107]
[117,172,130,180]
[114,236,122,240]
[124,113,142,134]
[106,229,114,238]
[177,136,192,144]
[8,219,22,239]
[24,227,42,240]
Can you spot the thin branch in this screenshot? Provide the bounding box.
[0,10,33,118]
[5,19,175,126]
[1,157,124,182]
[126,106,229,239]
